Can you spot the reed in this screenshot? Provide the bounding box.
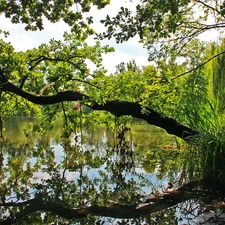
[183,101,225,188]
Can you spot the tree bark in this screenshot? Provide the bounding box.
[0,69,199,140]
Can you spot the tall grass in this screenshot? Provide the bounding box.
[188,111,225,188]
[174,59,225,188]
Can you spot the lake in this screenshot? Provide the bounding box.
[0,117,206,224]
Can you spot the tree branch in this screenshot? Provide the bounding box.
[197,0,225,19]
[171,50,225,80]
[39,82,55,95]
[28,55,88,75]
[0,69,199,140]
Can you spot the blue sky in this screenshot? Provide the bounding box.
[0,1,150,74]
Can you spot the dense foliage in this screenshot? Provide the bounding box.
[1,0,225,223]
[99,0,225,60]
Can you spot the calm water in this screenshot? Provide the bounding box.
[0,117,201,224]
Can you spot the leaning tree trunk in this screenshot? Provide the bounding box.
[0,69,199,140]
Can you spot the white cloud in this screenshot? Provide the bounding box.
[6,33,36,51]
[101,50,149,74]
[199,29,221,42]
[0,16,25,30]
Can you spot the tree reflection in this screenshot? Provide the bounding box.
[0,121,202,224]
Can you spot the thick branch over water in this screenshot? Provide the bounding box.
[0,70,199,140]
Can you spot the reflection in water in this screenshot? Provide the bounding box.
[0,117,208,224]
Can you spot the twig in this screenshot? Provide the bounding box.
[171,50,225,80]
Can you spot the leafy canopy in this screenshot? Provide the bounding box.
[99,0,225,60]
[0,0,110,33]
[1,1,225,222]
[0,0,224,135]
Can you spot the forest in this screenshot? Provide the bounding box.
[1,0,225,224]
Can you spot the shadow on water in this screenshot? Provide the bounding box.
[0,117,225,224]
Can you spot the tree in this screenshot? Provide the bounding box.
[203,38,225,113]
[0,0,109,32]
[1,0,224,184]
[99,0,225,60]
[1,0,224,140]
[0,30,199,140]
[1,1,225,223]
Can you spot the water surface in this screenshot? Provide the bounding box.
[0,117,201,224]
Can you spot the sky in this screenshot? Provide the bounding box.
[0,1,150,74]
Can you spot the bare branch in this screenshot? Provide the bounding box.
[28,55,88,75]
[197,0,225,19]
[39,82,55,95]
[171,50,225,80]
[70,78,100,89]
